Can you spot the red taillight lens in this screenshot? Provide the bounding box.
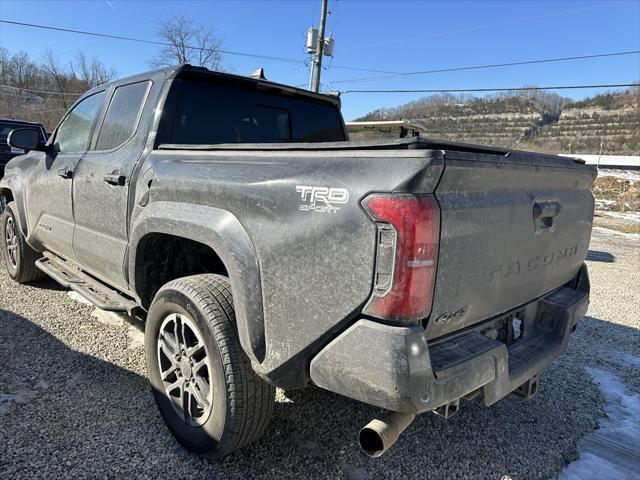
[362,194,440,323]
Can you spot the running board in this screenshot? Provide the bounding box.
[36,252,137,313]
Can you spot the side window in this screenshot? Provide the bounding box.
[95,81,150,151]
[55,91,106,153]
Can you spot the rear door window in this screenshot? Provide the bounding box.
[95,81,150,151]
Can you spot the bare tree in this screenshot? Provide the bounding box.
[11,51,37,87]
[151,14,223,70]
[0,46,120,129]
[72,53,117,88]
[41,50,75,109]
[0,47,12,84]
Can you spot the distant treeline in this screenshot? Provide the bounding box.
[0,47,116,130]
[355,86,640,155]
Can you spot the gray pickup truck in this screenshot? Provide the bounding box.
[0,65,594,458]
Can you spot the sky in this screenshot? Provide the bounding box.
[0,0,638,120]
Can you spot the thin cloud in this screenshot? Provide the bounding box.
[105,1,117,13]
[339,5,596,52]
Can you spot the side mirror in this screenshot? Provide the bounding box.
[7,128,44,152]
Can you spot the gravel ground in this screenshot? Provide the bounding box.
[0,229,638,480]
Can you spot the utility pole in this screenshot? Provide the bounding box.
[310,0,328,93]
[597,138,604,170]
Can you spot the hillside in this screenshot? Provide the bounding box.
[354,87,639,155]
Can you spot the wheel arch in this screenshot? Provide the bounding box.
[0,186,14,203]
[130,201,266,364]
[0,176,26,235]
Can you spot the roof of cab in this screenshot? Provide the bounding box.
[0,117,45,127]
[82,64,340,107]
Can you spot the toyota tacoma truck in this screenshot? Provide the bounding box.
[0,65,594,458]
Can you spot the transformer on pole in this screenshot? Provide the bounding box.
[306,28,318,54]
[323,36,334,57]
[308,0,331,93]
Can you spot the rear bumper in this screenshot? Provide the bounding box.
[310,265,590,413]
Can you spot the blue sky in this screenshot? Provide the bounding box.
[0,0,638,120]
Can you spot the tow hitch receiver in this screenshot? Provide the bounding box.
[514,375,539,399]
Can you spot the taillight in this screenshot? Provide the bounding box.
[362,193,440,323]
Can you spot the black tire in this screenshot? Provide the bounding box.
[1,201,45,283]
[145,274,275,459]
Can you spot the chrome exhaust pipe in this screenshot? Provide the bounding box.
[358,411,416,457]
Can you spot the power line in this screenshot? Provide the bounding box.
[16,17,616,80]
[0,108,68,115]
[329,50,640,85]
[0,85,81,96]
[0,19,402,75]
[3,81,636,98]
[341,83,640,94]
[0,19,307,65]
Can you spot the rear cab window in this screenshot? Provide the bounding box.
[165,79,345,145]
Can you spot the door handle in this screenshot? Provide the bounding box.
[57,168,73,179]
[103,174,127,186]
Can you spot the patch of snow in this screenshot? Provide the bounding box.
[91,308,124,327]
[67,290,93,306]
[512,317,522,339]
[599,211,640,223]
[126,324,144,349]
[557,368,640,480]
[0,374,49,416]
[592,227,640,240]
[91,309,144,349]
[560,453,631,480]
[341,462,369,480]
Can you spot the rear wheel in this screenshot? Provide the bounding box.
[1,201,44,283]
[145,274,275,458]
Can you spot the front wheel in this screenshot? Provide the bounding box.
[1,201,45,283]
[145,274,275,458]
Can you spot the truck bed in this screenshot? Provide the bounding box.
[159,136,587,163]
[152,137,595,379]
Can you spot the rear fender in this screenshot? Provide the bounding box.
[129,201,265,363]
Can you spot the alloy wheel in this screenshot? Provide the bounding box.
[4,216,18,268]
[157,313,214,426]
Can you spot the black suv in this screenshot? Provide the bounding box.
[0,118,48,178]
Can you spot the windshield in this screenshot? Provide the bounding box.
[166,80,345,144]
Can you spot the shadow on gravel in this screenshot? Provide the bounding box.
[1,307,637,480]
[586,249,616,263]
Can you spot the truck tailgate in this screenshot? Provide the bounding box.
[427,150,596,340]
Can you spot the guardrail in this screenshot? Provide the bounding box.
[559,154,640,170]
